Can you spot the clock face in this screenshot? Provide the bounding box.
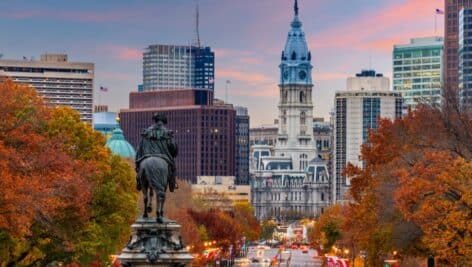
[283,71,289,80]
[299,70,307,80]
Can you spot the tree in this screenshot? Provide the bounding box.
[0,80,138,266]
[232,202,260,241]
[395,152,472,266]
[260,220,277,240]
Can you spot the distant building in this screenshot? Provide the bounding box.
[459,8,472,108]
[235,106,250,185]
[444,1,472,101]
[93,112,119,137]
[142,44,214,91]
[333,70,402,201]
[106,127,136,160]
[120,88,235,183]
[94,105,109,113]
[0,54,94,122]
[393,36,443,112]
[250,1,330,221]
[250,125,279,146]
[191,176,250,210]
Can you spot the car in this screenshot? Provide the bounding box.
[290,244,298,249]
[302,248,309,254]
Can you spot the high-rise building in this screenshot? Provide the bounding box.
[444,0,472,101]
[250,0,330,221]
[393,37,443,111]
[333,70,402,201]
[142,45,214,91]
[459,8,472,107]
[235,106,250,185]
[0,54,94,122]
[120,88,235,183]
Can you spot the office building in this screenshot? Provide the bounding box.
[235,106,250,185]
[444,0,472,101]
[142,45,214,91]
[120,88,235,183]
[459,8,472,107]
[250,125,279,146]
[393,37,443,111]
[250,0,330,221]
[0,54,94,122]
[333,70,402,201]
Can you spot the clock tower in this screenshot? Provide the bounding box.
[275,0,315,171]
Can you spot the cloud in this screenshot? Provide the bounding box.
[0,8,152,23]
[310,0,443,52]
[98,45,142,61]
[216,68,272,83]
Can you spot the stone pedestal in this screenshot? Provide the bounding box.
[118,218,193,267]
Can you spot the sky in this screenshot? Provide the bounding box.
[0,0,444,126]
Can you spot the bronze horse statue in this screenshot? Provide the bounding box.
[135,113,177,223]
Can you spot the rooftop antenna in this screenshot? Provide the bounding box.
[294,0,299,16]
[192,0,201,47]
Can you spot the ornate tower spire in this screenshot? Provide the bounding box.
[294,0,299,16]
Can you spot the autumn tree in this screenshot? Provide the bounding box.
[0,80,138,266]
[395,152,472,266]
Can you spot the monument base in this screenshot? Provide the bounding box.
[118,218,193,267]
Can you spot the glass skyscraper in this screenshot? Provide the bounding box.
[459,8,472,107]
[393,37,443,112]
[143,44,214,91]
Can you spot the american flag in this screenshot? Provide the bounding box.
[100,86,108,92]
[436,8,444,15]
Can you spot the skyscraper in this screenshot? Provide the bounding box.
[459,8,472,107]
[120,88,235,183]
[235,106,250,185]
[444,0,472,101]
[393,37,443,112]
[333,70,402,201]
[0,54,94,122]
[142,45,214,91]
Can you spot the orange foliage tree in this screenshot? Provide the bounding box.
[0,80,138,266]
[343,104,472,265]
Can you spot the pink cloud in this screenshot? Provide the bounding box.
[104,45,142,61]
[310,0,443,52]
[216,68,272,83]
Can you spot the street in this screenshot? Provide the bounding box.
[237,247,322,267]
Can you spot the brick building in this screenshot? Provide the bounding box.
[120,89,235,183]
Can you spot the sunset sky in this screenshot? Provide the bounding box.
[0,0,444,125]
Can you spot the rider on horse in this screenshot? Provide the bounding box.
[135,113,178,221]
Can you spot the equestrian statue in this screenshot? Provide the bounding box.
[135,113,178,223]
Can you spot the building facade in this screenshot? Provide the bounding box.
[192,176,251,210]
[250,125,279,146]
[235,106,250,185]
[459,8,472,107]
[120,88,235,183]
[0,54,94,122]
[142,44,214,91]
[333,70,402,201]
[445,0,472,101]
[393,37,443,111]
[251,1,330,221]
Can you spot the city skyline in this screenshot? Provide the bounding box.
[0,0,443,125]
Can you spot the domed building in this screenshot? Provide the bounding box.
[106,128,136,159]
